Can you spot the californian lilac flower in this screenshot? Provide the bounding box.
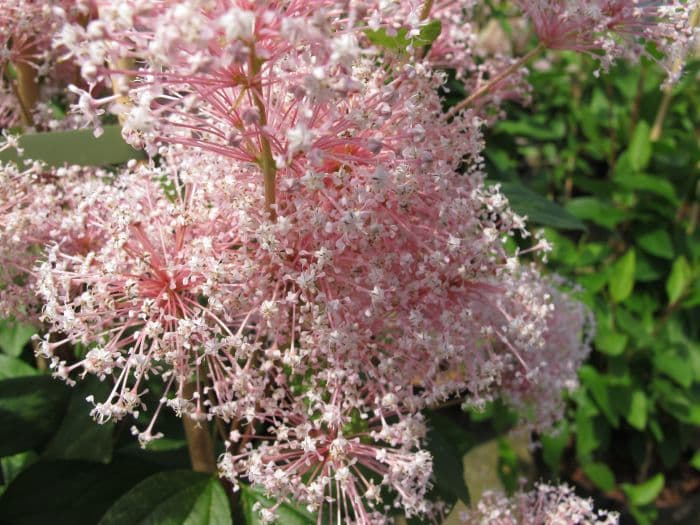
[0,0,96,128]
[0,160,110,319]
[514,0,698,76]
[460,483,619,525]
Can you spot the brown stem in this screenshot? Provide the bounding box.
[420,0,434,21]
[447,43,545,118]
[12,61,39,127]
[182,381,217,474]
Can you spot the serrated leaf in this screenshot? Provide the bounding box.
[583,462,616,492]
[666,256,692,305]
[0,376,70,456]
[498,182,586,230]
[0,459,160,525]
[240,484,315,525]
[0,320,36,357]
[98,471,231,525]
[622,473,664,506]
[609,249,636,303]
[43,377,115,463]
[628,121,652,171]
[0,355,38,380]
[0,125,146,167]
[637,229,674,260]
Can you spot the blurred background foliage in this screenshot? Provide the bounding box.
[481,48,700,524]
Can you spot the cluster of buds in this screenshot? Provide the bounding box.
[2,0,695,522]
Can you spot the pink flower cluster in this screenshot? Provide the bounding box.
[0,0,97,129]
[460,483,619,525]
[514,0,698,77]
[3,0,692,522]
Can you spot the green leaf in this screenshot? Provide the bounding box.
[579,366,618,427]
[540,423,571,473]
[365,20,442,51]
[637,229,674,260]
[614,173,678,204]
[240,484,315,525]
[622,473,664,506]
[654,353,693,388]
[0,125,146,167]
[691,450,700,470]
[0,459,160,525]
[565,198,627,229]
[594,326,628,356]
[609,249,636,303]
[499,182,586,230]
[0,355,38,380]
[627,390,647,430]
[0,376,70,456]
[98,471,231,525]
[0,320,36,357]
[425,412,471,505]
[666,256,692,305]
[1,452,38,486]
[43,377,115,463]
[583,462,616,492]
[628,121,652,171]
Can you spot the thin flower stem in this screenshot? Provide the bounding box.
[182,380,217,474]
[447,43,545,118]
[250,53,277,221]
[12,61,39,127]
[651,7,699,141]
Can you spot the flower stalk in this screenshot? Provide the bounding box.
[182,381,217,474]
[448,43,545,117]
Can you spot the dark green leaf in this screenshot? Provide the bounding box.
[43,377,115,463]
[0,126,146,167]
[0,459,161,525]
[425,412,471,505]
[0,376,70,456]
[691,450,700,470]
[240,484,315,525]
[98,471,231,525]
[499,182,586,230]
[613,173,678,204]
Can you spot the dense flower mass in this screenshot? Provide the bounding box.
[460,483,619,525]
[514,0,698,77]
[3,0,691,522]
